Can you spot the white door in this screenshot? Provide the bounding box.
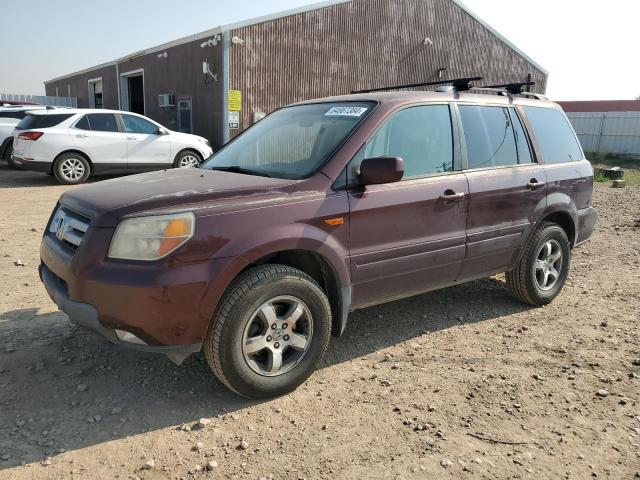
[72,113,128,173]
[120,114,172,172]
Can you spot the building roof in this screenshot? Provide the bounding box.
[557,100,640,113]
[45,0,547,84]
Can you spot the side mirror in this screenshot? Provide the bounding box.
[359,156,404,186]
[156,128,168,135]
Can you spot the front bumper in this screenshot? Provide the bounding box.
[38,219,241,362]
[40,262,202,363]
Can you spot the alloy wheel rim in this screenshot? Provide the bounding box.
[534,239,563,291]
[241,295,313,377]
[60,158,85,181]
[179,154,199,168]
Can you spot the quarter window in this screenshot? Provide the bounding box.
[459,106,519,169]
[122,114,159,134]
[523,106,583,163]
[86,113,118,132]
[356,105,453,180]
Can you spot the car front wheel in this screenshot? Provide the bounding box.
[203,265,332,398]
[173,150,201,168]
[53,153,91,185]
[506,222,571,306]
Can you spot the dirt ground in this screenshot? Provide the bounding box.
[0,164,639,480]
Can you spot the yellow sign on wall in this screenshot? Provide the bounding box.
[228,90,242,111]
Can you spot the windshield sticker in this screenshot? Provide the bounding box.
[325,106,369,117]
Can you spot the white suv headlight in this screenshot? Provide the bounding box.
[108,212,195,261]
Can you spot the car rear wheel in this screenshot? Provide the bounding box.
[3,140,19,169]
[173,150,201,168]
[53,153,91,185]
[203,264,332,398]
[506,222,571,306]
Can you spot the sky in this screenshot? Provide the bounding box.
[0,0,638,101]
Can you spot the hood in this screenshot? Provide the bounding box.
[60,168,297,227]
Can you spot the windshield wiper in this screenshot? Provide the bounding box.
[208,166,272,178]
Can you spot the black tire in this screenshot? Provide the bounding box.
[203,264,332,398]
[506,222,571,306]
[173,150,202,168]
[53,153,91,185]
[3,140,19,169]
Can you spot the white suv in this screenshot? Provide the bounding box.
[1,105,47,167]
[11,109,214,184]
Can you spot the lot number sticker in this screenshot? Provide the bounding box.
[325,106,368,117]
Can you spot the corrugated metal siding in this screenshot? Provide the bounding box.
[229,0,547,135]
[567,112,640,155]
[44,41,226,148]
[0,94,77,107]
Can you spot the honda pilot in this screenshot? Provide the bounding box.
[39,84,596,398]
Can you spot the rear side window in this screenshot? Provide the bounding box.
[16,113,73,130]
[364,105,453,177]
[459,106,519,169]
[74,115,90,130]
[87,113,118,132]
[0,111,27,120]
[523,106,583,163]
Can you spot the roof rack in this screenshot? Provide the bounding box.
[351,76,483,94]
[479,81,535,95]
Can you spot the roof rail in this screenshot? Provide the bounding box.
[518,91,549,101]
[351,76,483,94]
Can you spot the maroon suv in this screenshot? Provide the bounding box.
[40,88,596,398]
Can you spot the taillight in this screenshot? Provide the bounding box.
[18,131,44,141]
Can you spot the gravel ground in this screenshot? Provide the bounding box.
[0,164,639,480]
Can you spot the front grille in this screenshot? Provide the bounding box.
[48,206,90,251]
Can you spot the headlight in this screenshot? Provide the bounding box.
[108,212,195,261]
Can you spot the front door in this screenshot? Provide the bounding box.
[457,105,547,280]
[347,104,469,308]
[120,114,172,172]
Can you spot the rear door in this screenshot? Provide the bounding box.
[120,114,172,172]
[72,113,128,173]
[347,104,469,308]
[457,104,547,280]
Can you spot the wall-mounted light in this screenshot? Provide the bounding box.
[157,52,168,59]
[424,37,434,46]
[200,35,221,48]
[231,36,245,45]
[438,67,447,79]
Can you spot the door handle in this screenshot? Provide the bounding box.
[76,134,88,138]
[127,136,138,141]
[527,179,545,189]
[438,190,465,203]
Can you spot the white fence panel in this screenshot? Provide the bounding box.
[566,111,640,155]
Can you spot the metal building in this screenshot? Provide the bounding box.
[45,0,547,150]
[558,100,640,156]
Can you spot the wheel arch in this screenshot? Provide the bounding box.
[540,210,577,247]
[173,148,202,166]
[239,249,349,337]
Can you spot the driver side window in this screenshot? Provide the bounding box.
[346,105,453,186]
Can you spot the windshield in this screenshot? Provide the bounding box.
[202,102,375,179]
